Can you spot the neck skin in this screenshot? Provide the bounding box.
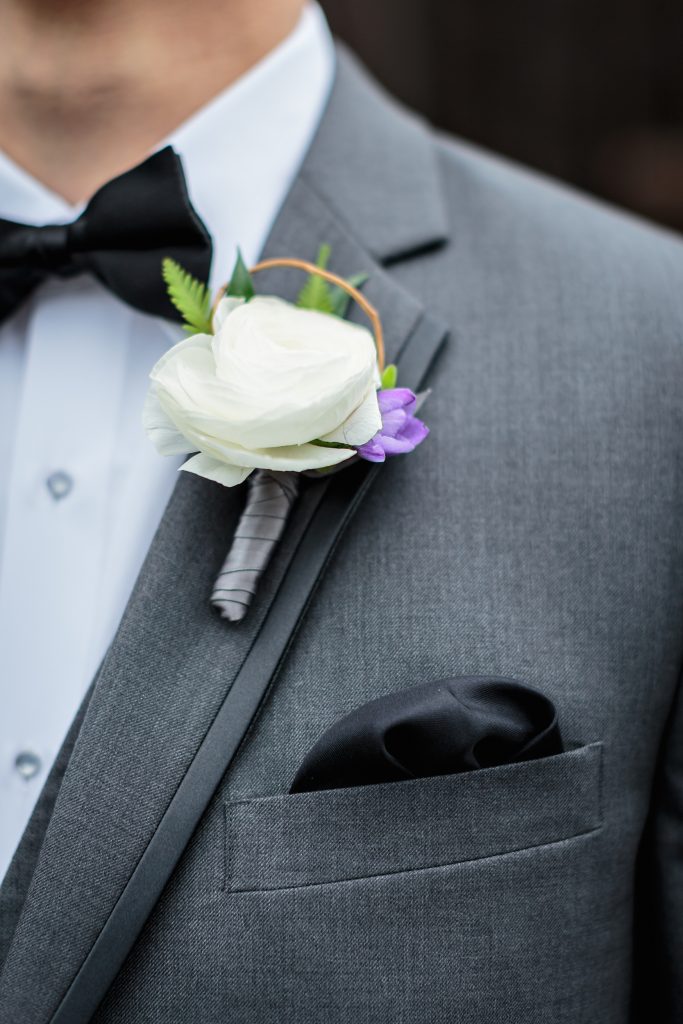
[0,0,305,204]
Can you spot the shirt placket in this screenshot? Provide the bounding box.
[0,281,129,877]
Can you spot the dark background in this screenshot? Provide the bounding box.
[321,0,683,232]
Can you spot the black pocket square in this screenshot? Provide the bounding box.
[290,676,563,794]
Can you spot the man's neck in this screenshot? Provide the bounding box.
[0,0,305,204]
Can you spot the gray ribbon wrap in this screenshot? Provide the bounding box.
[210,470,300,622]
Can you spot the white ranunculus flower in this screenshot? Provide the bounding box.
[144,295,382,487]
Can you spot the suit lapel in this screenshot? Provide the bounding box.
[0,50,450,1022]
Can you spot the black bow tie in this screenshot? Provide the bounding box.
[0,146,212,324]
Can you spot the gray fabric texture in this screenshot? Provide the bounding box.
[0,686,92,968]
[1,44,683,1024]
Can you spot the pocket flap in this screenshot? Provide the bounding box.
[224,742,603,892]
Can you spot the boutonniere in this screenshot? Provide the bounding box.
[144,247,429,621]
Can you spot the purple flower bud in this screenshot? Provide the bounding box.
[356,387,429,463]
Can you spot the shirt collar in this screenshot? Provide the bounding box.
[0,2,335,289]
[0,151,78,225]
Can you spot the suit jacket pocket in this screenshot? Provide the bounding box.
[223,742,603,892]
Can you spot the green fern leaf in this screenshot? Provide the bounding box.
[162,258,212,335]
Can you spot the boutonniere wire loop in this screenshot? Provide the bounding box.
[247,257,386,372]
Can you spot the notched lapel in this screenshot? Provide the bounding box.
[0,51,450,1023]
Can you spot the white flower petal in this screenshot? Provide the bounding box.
[145,293,382,487]
[195,435,355,473]
[211,295,245,333]
[239,443,355,472]
[319,385,381,447]
[180,454,253,487]
[154,385,356,473]
[149,331,213,384]
[142,387,196,456]
[207,296,379,448]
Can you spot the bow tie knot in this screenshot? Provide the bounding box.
[0,222,83,276]
[0,147,212,321]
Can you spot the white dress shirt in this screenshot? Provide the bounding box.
[0,3,334,881]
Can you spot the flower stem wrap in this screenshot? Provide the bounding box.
[210,470,300,622]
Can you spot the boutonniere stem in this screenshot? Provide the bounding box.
[210,469,299,621]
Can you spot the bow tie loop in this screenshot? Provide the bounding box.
[0,147,212,321]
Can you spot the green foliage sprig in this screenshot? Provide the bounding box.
[162,245,368,337]
[162,258,213,335]
[225,249,255,301]
[296,243,334,313]
[380,363,398,389]
[296,244,368,319]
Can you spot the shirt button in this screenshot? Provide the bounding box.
[46,470,74,501]
[14,750,42,780]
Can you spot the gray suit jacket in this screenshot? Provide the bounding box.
[1,46,682,1024]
